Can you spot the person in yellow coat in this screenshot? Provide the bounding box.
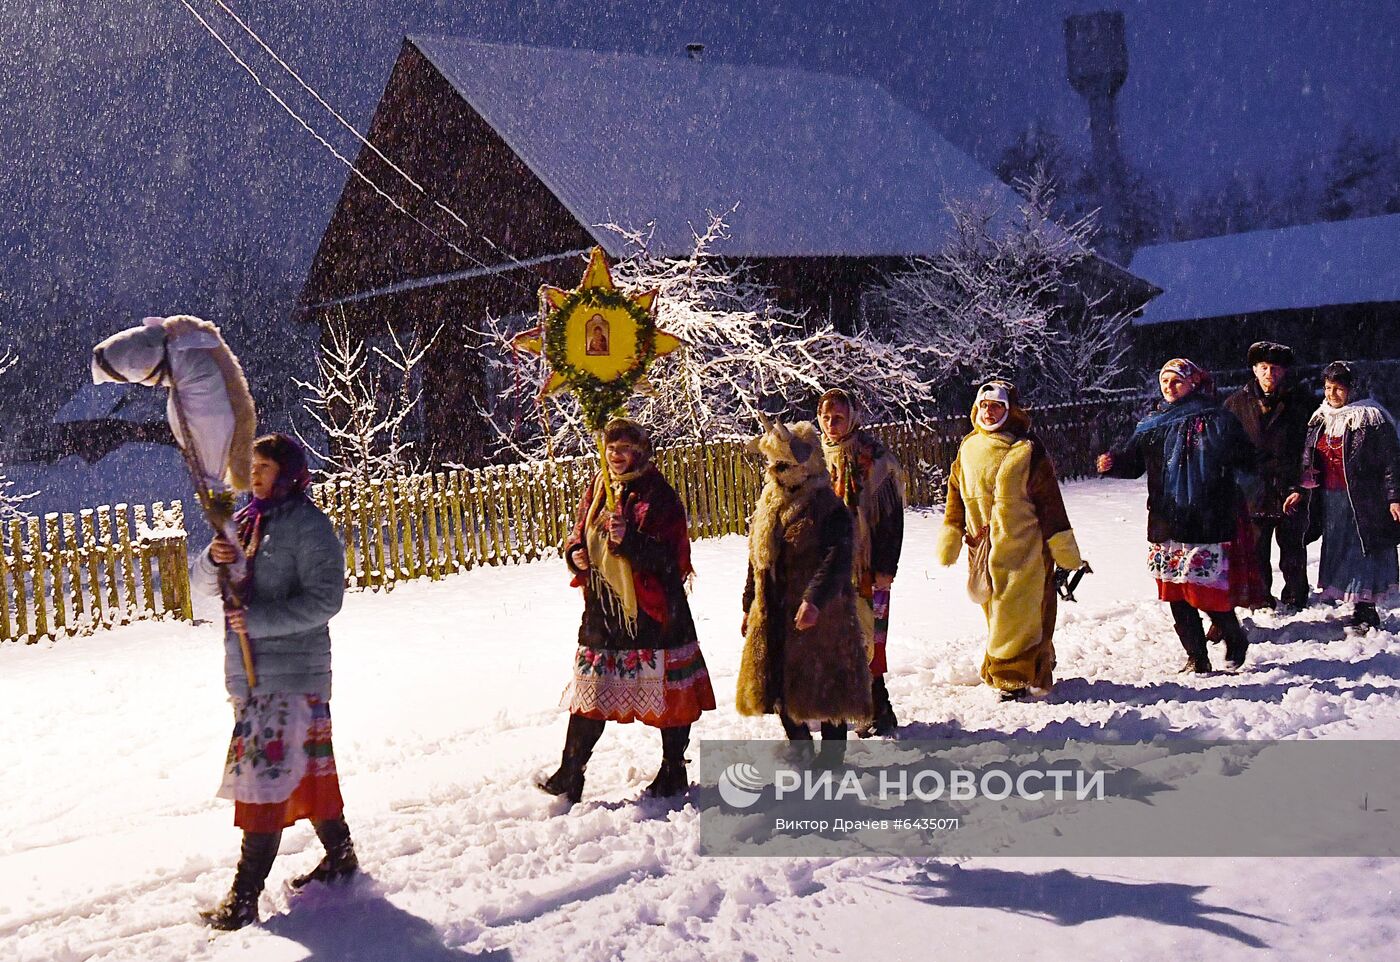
[935,380,1085,701]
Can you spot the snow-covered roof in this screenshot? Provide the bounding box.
[409,36,1021,258]
[53,383,166,425]
[1129,214,1400,326]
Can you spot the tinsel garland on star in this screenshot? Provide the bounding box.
[512,246,683,430]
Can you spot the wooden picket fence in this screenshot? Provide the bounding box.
[308,441,765,590]
[311,398,1140,591]
[1,501,194,643]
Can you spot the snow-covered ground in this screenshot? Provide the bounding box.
[4,476,1400,961]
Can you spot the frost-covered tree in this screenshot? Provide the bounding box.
[868,171,1134,408]
[475,211,932,461]
[996,124,1169,250]
[1320,128,1400,222]
[294,312,441,482]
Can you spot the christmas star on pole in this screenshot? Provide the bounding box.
[511,246,682,429]
[511,246,684,506]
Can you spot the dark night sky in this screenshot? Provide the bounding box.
[2,0,1395,313]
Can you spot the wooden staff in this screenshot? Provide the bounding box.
[595,429,617,511]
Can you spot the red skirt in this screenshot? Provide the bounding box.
[1152,513,1265,613]
[219,695,345,832]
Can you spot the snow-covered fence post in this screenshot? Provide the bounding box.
[6,518,27,637]
[0,529,9,641]
[142,500,193,624]
[27,516,48,638]
[0,499,192,643]
[44,513,65,634]
[133,505,158,615]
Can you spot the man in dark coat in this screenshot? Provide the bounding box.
[1224,340,1315,609]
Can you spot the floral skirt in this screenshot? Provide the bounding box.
[1149,540,1236,612]
[218,693,344,832]
[1318,489,1399,604]
[562,639,716,727]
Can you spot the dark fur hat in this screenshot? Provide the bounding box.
[1247,340,1295,367]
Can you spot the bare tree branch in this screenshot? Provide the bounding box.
[294,310,443,482]
[473,210,932,460]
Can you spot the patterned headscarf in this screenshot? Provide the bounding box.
[1158,358,1214,397]
[232,434,313,579]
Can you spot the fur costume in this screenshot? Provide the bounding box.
[936,388,1082,692]
[738,420,873,723]
[92,315,257,491]
[819,389,905,702]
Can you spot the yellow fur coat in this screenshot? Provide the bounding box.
[935,410,1082,692]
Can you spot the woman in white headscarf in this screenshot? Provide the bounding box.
[1284,361,1400,632]
[936,380,1084,701]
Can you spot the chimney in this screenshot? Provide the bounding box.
[1065,10,1130,263]
[686,43,704,61]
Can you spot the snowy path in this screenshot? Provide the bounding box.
[4,478,1400,961]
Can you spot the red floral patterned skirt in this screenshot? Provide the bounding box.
[562,640,716,727]
[1149,514,1264,612]
[218,694,344,832]
[1149,539,1261,612]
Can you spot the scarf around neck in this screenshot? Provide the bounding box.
[821,428,904,586]
[582,461,651,639]
[1133,390,1215,438]
[232,490,306,593]
[1311,398,1396,438]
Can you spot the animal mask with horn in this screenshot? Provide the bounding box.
[747,418,828,495]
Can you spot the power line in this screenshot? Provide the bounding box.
[212,0,555,277]
[207,0,552,284]
[305,247,593,310]
[209,2,477,241]
[173,0,542,292]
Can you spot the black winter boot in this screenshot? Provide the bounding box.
[1278,585,1308,612]
[1209,611,1249,670]
[1170,601,1212,674]
[857,676,898,737]
[646,725,691,798]
[814,722,849,769]
[1348,603,1382,633]
[200,830,281,931]
[779,711,813,741]
[537,714,605,804]
[290,817,359,890]
[778,711,816,765]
